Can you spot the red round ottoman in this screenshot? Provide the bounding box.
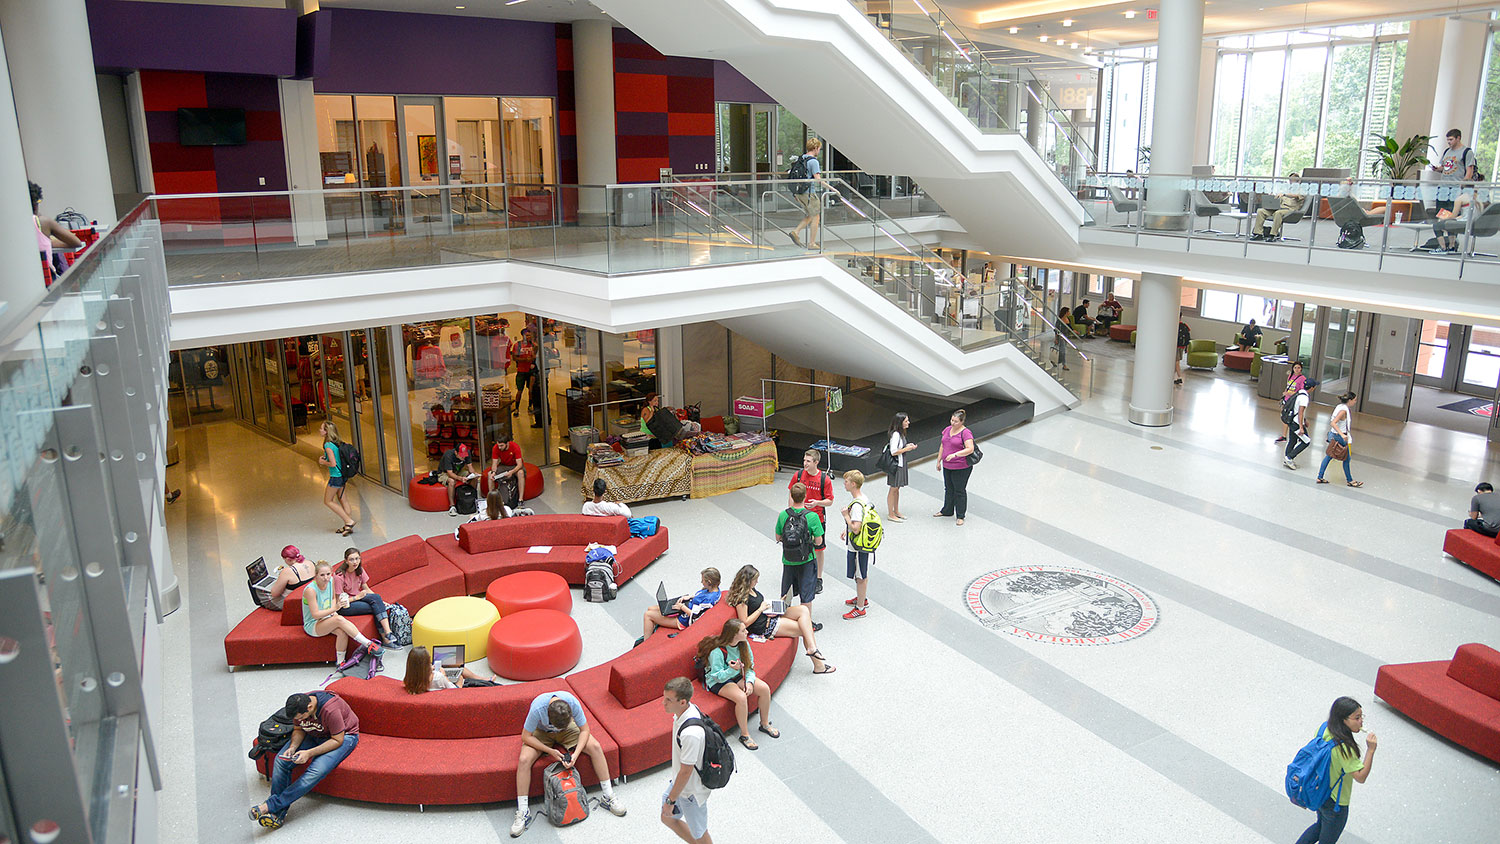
[488,609,581,680]
[1109,323,1136,342]
[479,462,546,502]
[408,475,449,511]
[1223,350,1255,371]
[485,571,572,617]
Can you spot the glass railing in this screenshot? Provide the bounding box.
[846,1,1098,197]
[0,200,170,844]
[154,178,1083,399]
[1082,172,1500,277]
[667,170,947,221]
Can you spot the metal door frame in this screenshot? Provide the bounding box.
[395,95,453,235]
[1355,313,1419,422]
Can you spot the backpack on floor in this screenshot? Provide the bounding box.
[583,546,619,602]
[543,761,590,827]
[453,483,479,515]
[1284,722,1348,813]
[385,603,412,646]
[336,441,362,478]
[1280,393,1300,425]
[849,500,884,552]
[247,708,296,762]
[1336,221,1364,249]
[677,713,736,790]
[322,642,382,686]
[781,508,814,562]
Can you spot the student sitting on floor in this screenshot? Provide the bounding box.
[636,567,722,647]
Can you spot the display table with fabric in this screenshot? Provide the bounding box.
[689,440,777,498]
[581,448,691,503]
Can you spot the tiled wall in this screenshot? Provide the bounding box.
[139,70,287,196]
[613,30,715,182]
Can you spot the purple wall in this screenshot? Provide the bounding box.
[87,0,297,77]
[315,9,558,96]
[714,62,775,104]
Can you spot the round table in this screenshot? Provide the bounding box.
[411,596,500,660]
[485,571,572,617]
[487,609,582,681]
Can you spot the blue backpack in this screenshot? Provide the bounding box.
[1285,722,1348,813]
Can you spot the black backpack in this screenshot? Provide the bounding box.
[453,483,479,515]
[781,508,814,562]
[677,713,736,790]
[1177,322,1191,347]
[1336,221,1364,249]
[1280,392,1300,425]
[248,708,296,762]
[786,154,814,194]
[336,441,362,478]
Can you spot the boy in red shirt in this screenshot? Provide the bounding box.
[789,448,834,599]
[513,327,539,426]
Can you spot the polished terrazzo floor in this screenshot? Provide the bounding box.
[161,348,1500,844]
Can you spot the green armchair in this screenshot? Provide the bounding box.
[1185,339,1219,369]
[1250,350,1265,379]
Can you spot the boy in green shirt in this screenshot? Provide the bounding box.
[775,483,824,604]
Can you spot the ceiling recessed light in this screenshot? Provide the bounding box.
[1124,9,1137,18]
[1062,19,1074,27]
[1039,34,1049,42]
[504,0,529,5]
[1009,26,1019,34]
[1070,42,1079,48]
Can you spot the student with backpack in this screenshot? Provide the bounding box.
[1282,378,1318,470]
[249,691,360,829]
[788,137,825,249]
[776,482,825,604]
[318,421,356,536]
[789,449,834,596]
[662,676,729,844]
[1175,316,1191,385]
[1276,362,1307,444]
[840,470,880,619]
[698,619,778,750]
[510,692,626,837]
[1287,696,1378,844]
[439,443,481,517]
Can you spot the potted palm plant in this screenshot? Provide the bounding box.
[1365,132,1432,180]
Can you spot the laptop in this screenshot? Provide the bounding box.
[432,644,466,685]
[246,557,276,593]
[655,581,675,616]
[766,586,795,617]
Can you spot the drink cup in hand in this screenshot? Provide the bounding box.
[339,594,350,608]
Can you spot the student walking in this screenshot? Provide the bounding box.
[1175,316,1190,385]
[934,410,976,526]
[1054,307,1072,371]
[1291,696,1378,844]
[1316,391,1362,487]
[840,470,876,619]
[885,412,917,521]
[1282,378,1318,469]
[661,677,715,844]
[788,137,825,249]
[1276,362,1307,443]
[318,421,355,535]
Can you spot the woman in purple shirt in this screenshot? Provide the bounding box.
[934,409,976,525]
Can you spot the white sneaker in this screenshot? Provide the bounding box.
[509,812,531,837]
[598,795,627,817]
[1282,459,1294,469]
[447,507,459,517]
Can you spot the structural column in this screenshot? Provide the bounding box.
[0,32,46,323]
[1143,0,1204,229]
[572,18,617,222]
[0,0,118,225]
[1129,272,1182,426]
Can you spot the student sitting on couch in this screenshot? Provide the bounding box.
[510,691,626,837]
[402,645,495,692]
[636,567,722,647]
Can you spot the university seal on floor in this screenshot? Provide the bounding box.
[964,566,1158,645]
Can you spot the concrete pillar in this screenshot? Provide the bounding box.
[1394,19,1444,148]
[1428,19,1489,172]
[1025,83,1043,150]
[1,0,117,226]
[573,19,617,221]
[279,79,329,246]
[1129,272,1182,427]
[0,32,45,324]
[1192,45,1217,166]
[1143,0,1204,229]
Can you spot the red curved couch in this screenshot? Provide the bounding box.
[224,516,666,667]
[1441,528,1500,582]
[254,602,795,805]
[1374,643,1500,764]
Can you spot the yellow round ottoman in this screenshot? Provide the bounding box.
[411,596,501,660]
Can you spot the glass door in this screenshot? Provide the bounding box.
[1361,315,1419,421]
[1459,324,1500,397]
[397,96,451,236]
[1317,306,1359,400]
[751,104,775,176]
[348,329,387,486]
[1415,320,1455,387]
[320,332,354,457]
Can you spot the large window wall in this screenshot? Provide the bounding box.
[1475,19,1500,187]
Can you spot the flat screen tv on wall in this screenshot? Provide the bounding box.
[177,108,247,146]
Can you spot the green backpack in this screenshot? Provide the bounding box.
[850,500,883,552]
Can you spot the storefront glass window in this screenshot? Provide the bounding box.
[356,96,400,189]
[406,318,478,476]
[501,98,557,187]
[550,321,602,450]
[600,330,658,438]
[314,95,358,186]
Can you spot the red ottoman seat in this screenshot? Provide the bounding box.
[1442,528,1500,582]
[480,462,546,502]
[486,571,572,617]
[488,609,582,680]
[408,475,449,511]
[1223,350,1254,371]
[1109,323,1136,341]
[1375,643,1500,764]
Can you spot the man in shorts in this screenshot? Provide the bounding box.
[840,470,875,619]
[439,443,479,516]
[511,691,625,837]
[789,137,825,249]
[775,483,823,605]
[789,448,835,596]
[661,677,713,843]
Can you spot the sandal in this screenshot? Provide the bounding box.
[812,663,838,675]
[337,523,354,536]
[757,724,781,739]
[738,735,758,751]
[1347,481,1363,487]
[1316,478,1329,484]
